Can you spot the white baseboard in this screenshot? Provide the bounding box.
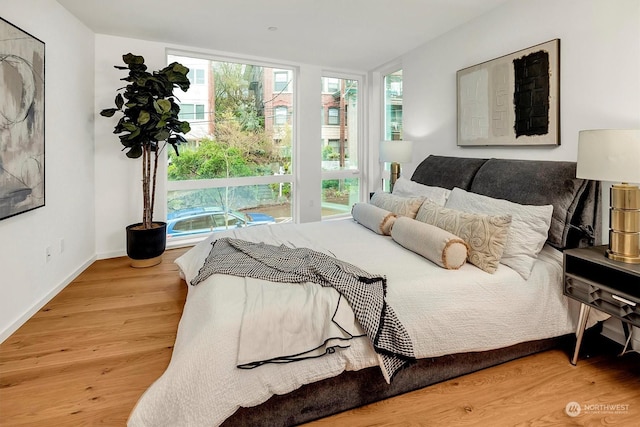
[0,255,96,343]
[601,318,639,352]
[96,249,126,260]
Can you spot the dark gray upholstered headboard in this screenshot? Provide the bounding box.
[410,155,602,250]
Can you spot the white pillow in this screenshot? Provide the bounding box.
[444,188,553,279]
[392,176,450,206]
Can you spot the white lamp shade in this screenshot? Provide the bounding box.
[577,129,640,183]
[379,140,413,163]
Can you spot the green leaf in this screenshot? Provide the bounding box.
[115,93,124,109]
[123,123,138,132]
[128,63,148,73]
[123,53,145,66]
[126,128,141,140]
[126,145,143,158]
[100,108,117,117]
[179,121,191,133]
[156,99,171,113]
[172,62,189,75]
[138,110,150,125]
[133,94,149,105]
[154,129,170,141]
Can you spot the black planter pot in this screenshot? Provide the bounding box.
[126,222,167,268]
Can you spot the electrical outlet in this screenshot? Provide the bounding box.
[59,238,65,254]
[46,246,52,263]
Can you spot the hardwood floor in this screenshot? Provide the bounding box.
[1,248,638,426]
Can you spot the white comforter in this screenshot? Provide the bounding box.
[128,219,584,426]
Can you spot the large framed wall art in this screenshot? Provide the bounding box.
[457,39,560,146]
[0,17,45,221]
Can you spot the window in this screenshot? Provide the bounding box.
[187,68,205,85]
[321,76,361,219]
[325,78,340,93]
[274,70,289,92]
[384,69,403,140]
[195,104,205,120]
[274,106,288,125]
[382,69,403,191]
[167,54,294,241]
[327,107,339,125]
[178,103,205,121]
[179,104,193,121]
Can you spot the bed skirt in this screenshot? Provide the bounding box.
[222,335,570,426]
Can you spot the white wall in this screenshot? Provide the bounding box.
[0,0,96,341]
[400,0,640,175]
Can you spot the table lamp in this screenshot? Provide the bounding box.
[576,129,640,264]
[379,140,413,191]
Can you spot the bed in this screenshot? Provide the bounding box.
[128,155,602,426]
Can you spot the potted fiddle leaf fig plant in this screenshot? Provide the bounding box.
[101,53,191,267]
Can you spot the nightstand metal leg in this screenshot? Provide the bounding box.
[621,332,633,356]
[571,303,591,365]
[620,322,633,356]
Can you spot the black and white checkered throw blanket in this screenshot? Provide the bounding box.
[191,237,415,382]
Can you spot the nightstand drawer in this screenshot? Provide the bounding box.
[565,274,640,327]
[564,275,592,301]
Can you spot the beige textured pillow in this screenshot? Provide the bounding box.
[415,199,512,273]
[351,203,396,235]
[370,192,424,219]
[392,217,469,269]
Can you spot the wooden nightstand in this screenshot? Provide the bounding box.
[563,245,640,365]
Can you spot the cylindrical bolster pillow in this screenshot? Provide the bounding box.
[351,203,397,235]
[391,217,469,270]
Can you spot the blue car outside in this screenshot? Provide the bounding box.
[166,207,276,238]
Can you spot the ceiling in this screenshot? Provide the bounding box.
[57,0,511,71]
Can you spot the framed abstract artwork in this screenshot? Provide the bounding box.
[0,17,45,220]
[457,39,560,146]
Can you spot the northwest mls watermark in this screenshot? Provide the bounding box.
[565,401,631,417]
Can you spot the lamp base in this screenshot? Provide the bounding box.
[606,184,640,264]
[390,162,401,192]
[606,249,640,264]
